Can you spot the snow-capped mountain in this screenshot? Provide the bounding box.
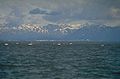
[0,23,120,41]
[0,23,81,34]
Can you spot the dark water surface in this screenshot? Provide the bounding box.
[0,41,120,79]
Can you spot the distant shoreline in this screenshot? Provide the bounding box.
[0,40,120,44]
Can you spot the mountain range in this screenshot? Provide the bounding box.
[0,23,120,42]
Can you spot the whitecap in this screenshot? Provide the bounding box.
[4,43,8,46]
[28,43,32,46]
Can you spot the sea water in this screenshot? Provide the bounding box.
[0,41,120,79]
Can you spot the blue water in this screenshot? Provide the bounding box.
[0,41,120,79]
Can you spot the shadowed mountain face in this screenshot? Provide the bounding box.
[66,24,120,41]
[0,23,120,42]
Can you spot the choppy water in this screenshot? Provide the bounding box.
[0,41,120,79]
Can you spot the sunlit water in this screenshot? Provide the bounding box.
[0,41,120,79]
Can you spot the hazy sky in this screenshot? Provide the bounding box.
[0,0,120,26]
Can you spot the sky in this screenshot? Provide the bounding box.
[0,0,120,26]
[0,0,120,41]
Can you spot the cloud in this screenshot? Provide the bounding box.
[0,0,120,25]
[41,0,120,23]
[29,8,49,15]
[5,7,24,27]
[29,8,61,23]
[29,8,59,15]
[111,7,120,19]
